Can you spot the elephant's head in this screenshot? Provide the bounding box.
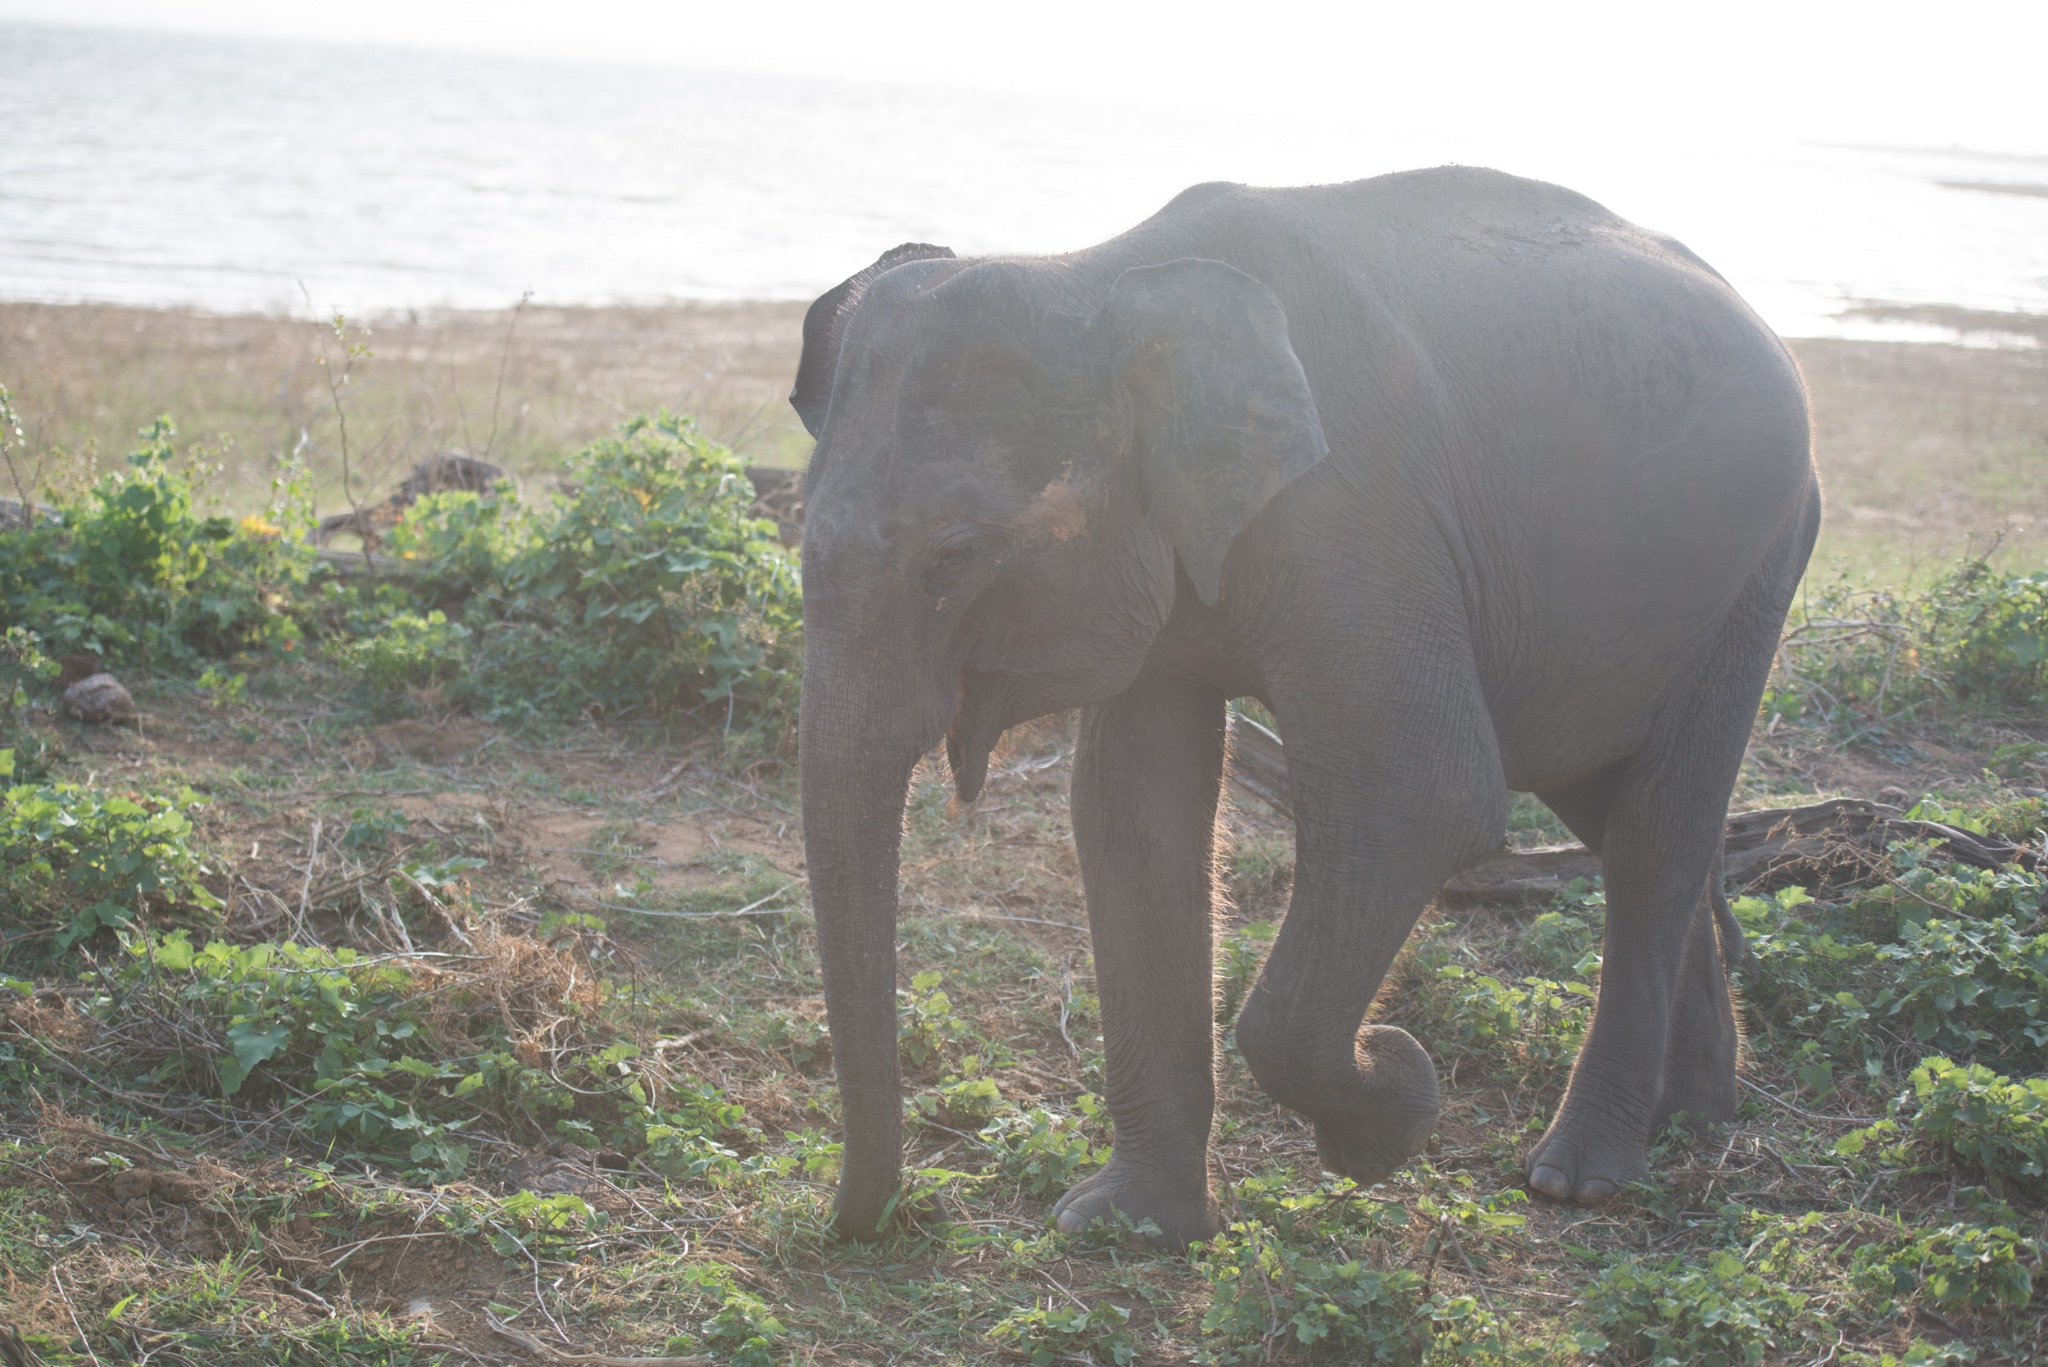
[792,242,1327,1240]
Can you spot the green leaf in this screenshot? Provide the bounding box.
[226,1020,292,1075]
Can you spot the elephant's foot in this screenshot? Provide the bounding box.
[1526,1087,1651,1205]
[1051,1155,1219,1251]
[1295,1025,1440,1185]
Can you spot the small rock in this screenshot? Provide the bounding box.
[503,1152,607,1197]
[1877,785,1913,807]
[63,672,137,724]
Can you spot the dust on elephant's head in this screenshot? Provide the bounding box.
[791,245,1329,799]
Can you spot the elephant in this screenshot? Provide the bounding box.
[790,166,1819,1249]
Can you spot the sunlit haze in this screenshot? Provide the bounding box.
[3,3,2045,329]
[9,0,2047,153]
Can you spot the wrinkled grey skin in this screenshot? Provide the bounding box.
[793,167,1819,1249]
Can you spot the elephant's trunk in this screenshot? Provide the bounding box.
[799,659,924,1241]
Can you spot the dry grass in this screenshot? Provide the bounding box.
[1796,338,2048,579]
[0,300,812,520]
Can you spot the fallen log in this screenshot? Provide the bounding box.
[1223,715,2038,905]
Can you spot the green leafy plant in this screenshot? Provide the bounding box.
[1735,855,2048,1079]
[1579,1249,1813,1367]
[0,763,221,963]
[642,1078,762,1185]
[1898,1056,2048,1190]
[1217,919,1276,1026]
[415,412,801,725]
[909,1073,1003,1133]
[991,1300,1136,1366]
[1852,1220,2041,1310]
[981,1095,1110,1200]
[0,627,59,782]
[1772,553,2048,735]
[1402,950,1594,1073]
[1524,878,1606,978]
[326,607,469,702]
[124,932,474,1177]
[0,418,314,666]
[1194,1219,1425,1365]
[899,969,971,1073]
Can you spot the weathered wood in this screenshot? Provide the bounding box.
[1224,713,1291,818]
[1224,717,2037,905]
[314,546,423,577]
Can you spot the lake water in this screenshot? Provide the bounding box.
[3,20,2046,341]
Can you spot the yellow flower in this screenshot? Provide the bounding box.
[239,513,282,539]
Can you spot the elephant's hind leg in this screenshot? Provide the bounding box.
[1652,878,1742,1136]
[1527,515,1806,1206]
[1533,782,1740,1141]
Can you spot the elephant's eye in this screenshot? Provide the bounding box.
[925,530,995,597]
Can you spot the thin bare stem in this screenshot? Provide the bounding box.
[484,291,532,461]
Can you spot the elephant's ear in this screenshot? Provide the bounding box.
[1097,259,1328,606]
[790,241,956,438]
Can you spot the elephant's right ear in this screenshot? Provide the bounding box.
[1097,259,1328,607]
[790,242,957,438]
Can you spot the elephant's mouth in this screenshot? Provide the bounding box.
[944,670,1012,806]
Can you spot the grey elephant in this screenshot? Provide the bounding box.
[791,167,1818,1248]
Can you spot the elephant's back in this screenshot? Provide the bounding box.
[1132,169,1817,765]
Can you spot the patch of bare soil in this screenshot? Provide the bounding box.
[358,716,491,765]
[509,803,801,907]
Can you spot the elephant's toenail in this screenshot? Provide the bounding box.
[1575,1179,1618,1205]
[1054,1208,1089,1233]
[1527,1164,1571,1201]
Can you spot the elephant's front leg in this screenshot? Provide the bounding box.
[1052,669,1225,1249]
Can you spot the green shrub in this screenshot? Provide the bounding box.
[1523,878,1605,979]
[0,406,798,732]
[0,627,58,781]
[681,1264,787,1367]
[0,419,313,666]
[1927,560,2048,707]
[326,607,469,701]
[1900,1056,2048,1190]
[1579,1249,1812,1367]
[420,412,801,724]
[1852,1220,2041,1310]
[90,929,672,1181]
[1194,1219,1425,1365]
[0,756,221,964]
[1735,857,2048,1079]
[1400,947,1593,1073]
[908,1073,1003,1132]
[1229,1168,1407,1245]
[120,931,474,1176]
[1773,554,2048,732]
[992,1300,1136,1366]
